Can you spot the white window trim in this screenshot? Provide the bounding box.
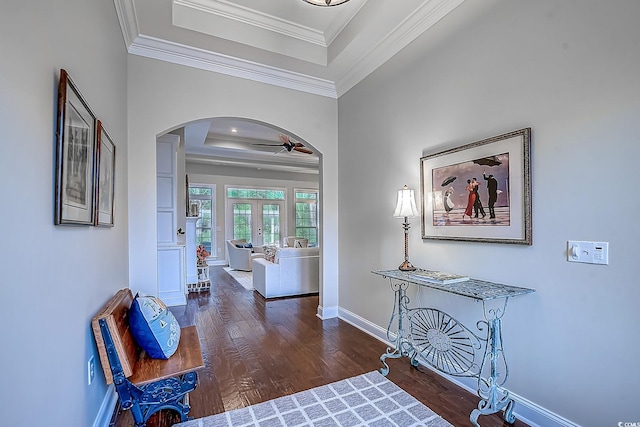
[189,183,216,258]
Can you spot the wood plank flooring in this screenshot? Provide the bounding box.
[111,266,529,427]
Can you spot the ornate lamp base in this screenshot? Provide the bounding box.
[398,260,416,271]
[398,217,417,271]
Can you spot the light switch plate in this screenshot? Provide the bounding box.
[567,241,609,265]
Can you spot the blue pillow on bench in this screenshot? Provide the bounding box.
[129,294,181,359]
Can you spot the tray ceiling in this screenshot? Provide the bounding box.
[115,0,465,98]
[114,0,465,173]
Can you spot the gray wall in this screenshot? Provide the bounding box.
[338,1,639,425]
[127,54,341,318]
[3,0,637,425]
[0,1,128,426]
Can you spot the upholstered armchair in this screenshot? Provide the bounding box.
[226,239,264,271]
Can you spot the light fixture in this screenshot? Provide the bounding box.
[393,185,420,271]
[302,0,351,6]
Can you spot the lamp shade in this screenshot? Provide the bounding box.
[393,185,420,218]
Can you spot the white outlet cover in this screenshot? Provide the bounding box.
[88,356,95,385]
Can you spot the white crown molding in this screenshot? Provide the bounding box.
[113,0,140,48]
[186,153,319,174]
[335,0,465,96]
[128,35,338,98]
[116,0,465,99]
[194,145,319,166]
[323,0,368,46]
[174,0,327,46]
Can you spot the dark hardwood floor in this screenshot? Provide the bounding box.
[111,266,528,427]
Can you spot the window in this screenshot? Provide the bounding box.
[261,203,281,246]
[295,190,318,246]
[232,202,252,241]
[227,187,285,246]
[227,188,285,200]
[188,185,215,253]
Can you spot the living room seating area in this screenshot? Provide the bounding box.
[252,246,319,298]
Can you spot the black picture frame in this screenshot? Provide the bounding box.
[54,69,97,225]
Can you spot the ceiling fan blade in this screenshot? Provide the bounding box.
[252,143,283,147]
[279,134,291,145]
[273,147,287,155]
[294,146,313,154]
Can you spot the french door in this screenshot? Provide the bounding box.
[228,200,284,247]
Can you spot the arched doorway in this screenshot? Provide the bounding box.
[156,117,324,308]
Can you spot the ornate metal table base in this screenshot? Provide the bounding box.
[373,270,534,427]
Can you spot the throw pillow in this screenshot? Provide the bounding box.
[129,293,181,359]
[294,239,308,248]
[263,245,277,262]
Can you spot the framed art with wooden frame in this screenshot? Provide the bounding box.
[95,120,116,227]
[54,69,97,225]
[420,128,532,245]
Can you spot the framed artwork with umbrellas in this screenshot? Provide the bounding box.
[420,128,532,245]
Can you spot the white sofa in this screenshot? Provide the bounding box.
[226,239,264,271]
[253,247,319,298]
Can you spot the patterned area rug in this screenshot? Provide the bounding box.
[223,267,253,290]
[175,371,452,427]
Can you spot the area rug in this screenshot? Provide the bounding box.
[174,371,452,427]
[223,267,254,290]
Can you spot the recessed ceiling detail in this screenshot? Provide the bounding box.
[115,0,466,98]
[172,0,330,65]
[183,118,319,175]
[174,0,329,46]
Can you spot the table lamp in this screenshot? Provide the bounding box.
[393,185,420,271]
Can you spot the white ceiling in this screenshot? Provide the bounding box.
[114,0,465,173]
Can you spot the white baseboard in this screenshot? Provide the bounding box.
[316,304,339,319]
[162,293,187,307]
[337,307,579,427]
[93,304,578,427]
[93,384,118,427]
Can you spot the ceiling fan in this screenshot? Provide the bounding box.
[253,134,313,155]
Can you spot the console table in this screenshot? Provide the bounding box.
[372,269,534,427]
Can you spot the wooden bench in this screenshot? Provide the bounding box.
[92,289,204,427]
